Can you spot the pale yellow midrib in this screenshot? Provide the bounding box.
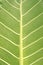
[20,0,23,65]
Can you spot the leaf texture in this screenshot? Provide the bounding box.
[0,0,43,65]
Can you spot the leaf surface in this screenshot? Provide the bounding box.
[0,0,43,65]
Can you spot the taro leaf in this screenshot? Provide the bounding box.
[0,0,43,65]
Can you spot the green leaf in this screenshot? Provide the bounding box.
[0,0,43,65]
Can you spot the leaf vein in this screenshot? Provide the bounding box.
[23,37,43,49]
[23,0,41,16]
[0,58,10,65]
[23,48,43,59]
[0,47,19,59]
[0,34,19,47]
[1,7,20,22]
[6,0,19,9]
[23,13,43,27]
[23,25,43,40]
[30,57,43,65]
[0,22,20,35]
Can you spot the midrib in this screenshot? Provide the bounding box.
[20,0,23,65]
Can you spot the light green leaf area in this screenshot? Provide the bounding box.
[0,0,43,65]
